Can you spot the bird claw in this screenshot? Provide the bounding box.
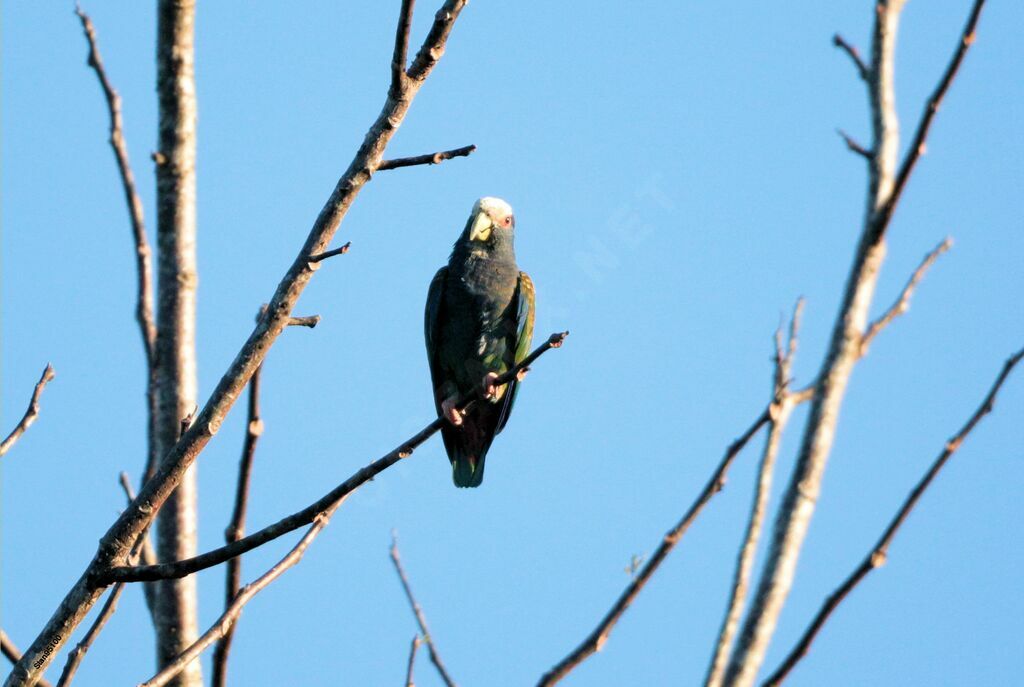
[515,367,530,382]
[441,398,463,426]
[481,372,500,399]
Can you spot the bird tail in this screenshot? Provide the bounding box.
[441,421,495,488]
[452,452,486,488]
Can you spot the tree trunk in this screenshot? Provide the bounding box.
[153,1,201,686]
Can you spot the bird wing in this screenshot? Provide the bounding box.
[496,271,535,433]
[424,266,449,417]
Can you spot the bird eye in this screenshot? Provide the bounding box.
[503,216,514,228]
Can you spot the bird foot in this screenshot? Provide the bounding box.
[481,372,500,399]
[441,397,463,426]
[515,367,530,382]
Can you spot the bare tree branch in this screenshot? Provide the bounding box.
[407,1,465,82]
[74,5,155,358]
[705,302,805,687]
[836,129,870,159]
[378,145,477,171]
[211,364,264,687]
[99,332,566,587]
[723,4,986,683]
[73,5,160,486]
[832,33,869,81]
[721,1,905,681]
[391,0,416,94]
[0,634,52,687]
[0,365,55,458]
[860,237,952,357]
[119,472,158,623]
[55,488,157,687]
[879,0,988,232]
[139,501,347,687]
[5,5,470,684]
[390,535,457,687]
[149,0,203,680]
[763,346,1024,686]
[537,381,807,687]
[308,241,351,264]
[54,587,125,687]
[286,315,321,328]
[138,331,563,685]
[404,636,422,687]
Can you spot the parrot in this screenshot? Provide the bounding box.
[424,197,535,487]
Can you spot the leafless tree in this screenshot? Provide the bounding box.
[3,1,1018,686]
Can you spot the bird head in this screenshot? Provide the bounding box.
[462,197,515,249]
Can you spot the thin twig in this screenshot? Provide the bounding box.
[139,502,346,687]
[879,0,988,231]
[55,586,125,687]
[308,241,351,264]
[405,635,422,687]
[74,5,156,359]
[391,0,416,94]
[211,365,264,687]
[0,633,53,687]
[390,535,457,687]
[56,488,155,687]
[836,129,871,159]
[9,4,471,682]
[705,302,804,687]
[99,332,568,586]
[0,364,55,458]
[538,393,795,686]
[763,346,1024,686]
[286,315,321,328]
[860,237,952,356]
[119,472,158,626]
[377,145,477,171]
[74,5,159,484]
[119,474,157,568]
[832,33,869,81]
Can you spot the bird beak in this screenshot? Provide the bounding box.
[469,212,493,242]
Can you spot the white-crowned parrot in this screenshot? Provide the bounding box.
[425,197,535,487]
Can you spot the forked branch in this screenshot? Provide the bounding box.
[55,587,125,687]
[763,346,1023,686]
[723,4,987,683]
[139,501,347,687]
[390,535,457,687]
[705,301,805,687]
[99,332,568,586]
[537,371,812,686]
[879,0,988,231]
[136,328,563,685]
[7,4,470,683]
[56,489,157,687]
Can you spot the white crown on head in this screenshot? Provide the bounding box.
[475,196,513,218]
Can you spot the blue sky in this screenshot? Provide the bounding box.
[3,2,1023,685]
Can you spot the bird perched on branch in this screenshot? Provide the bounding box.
[425,197,535,487]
